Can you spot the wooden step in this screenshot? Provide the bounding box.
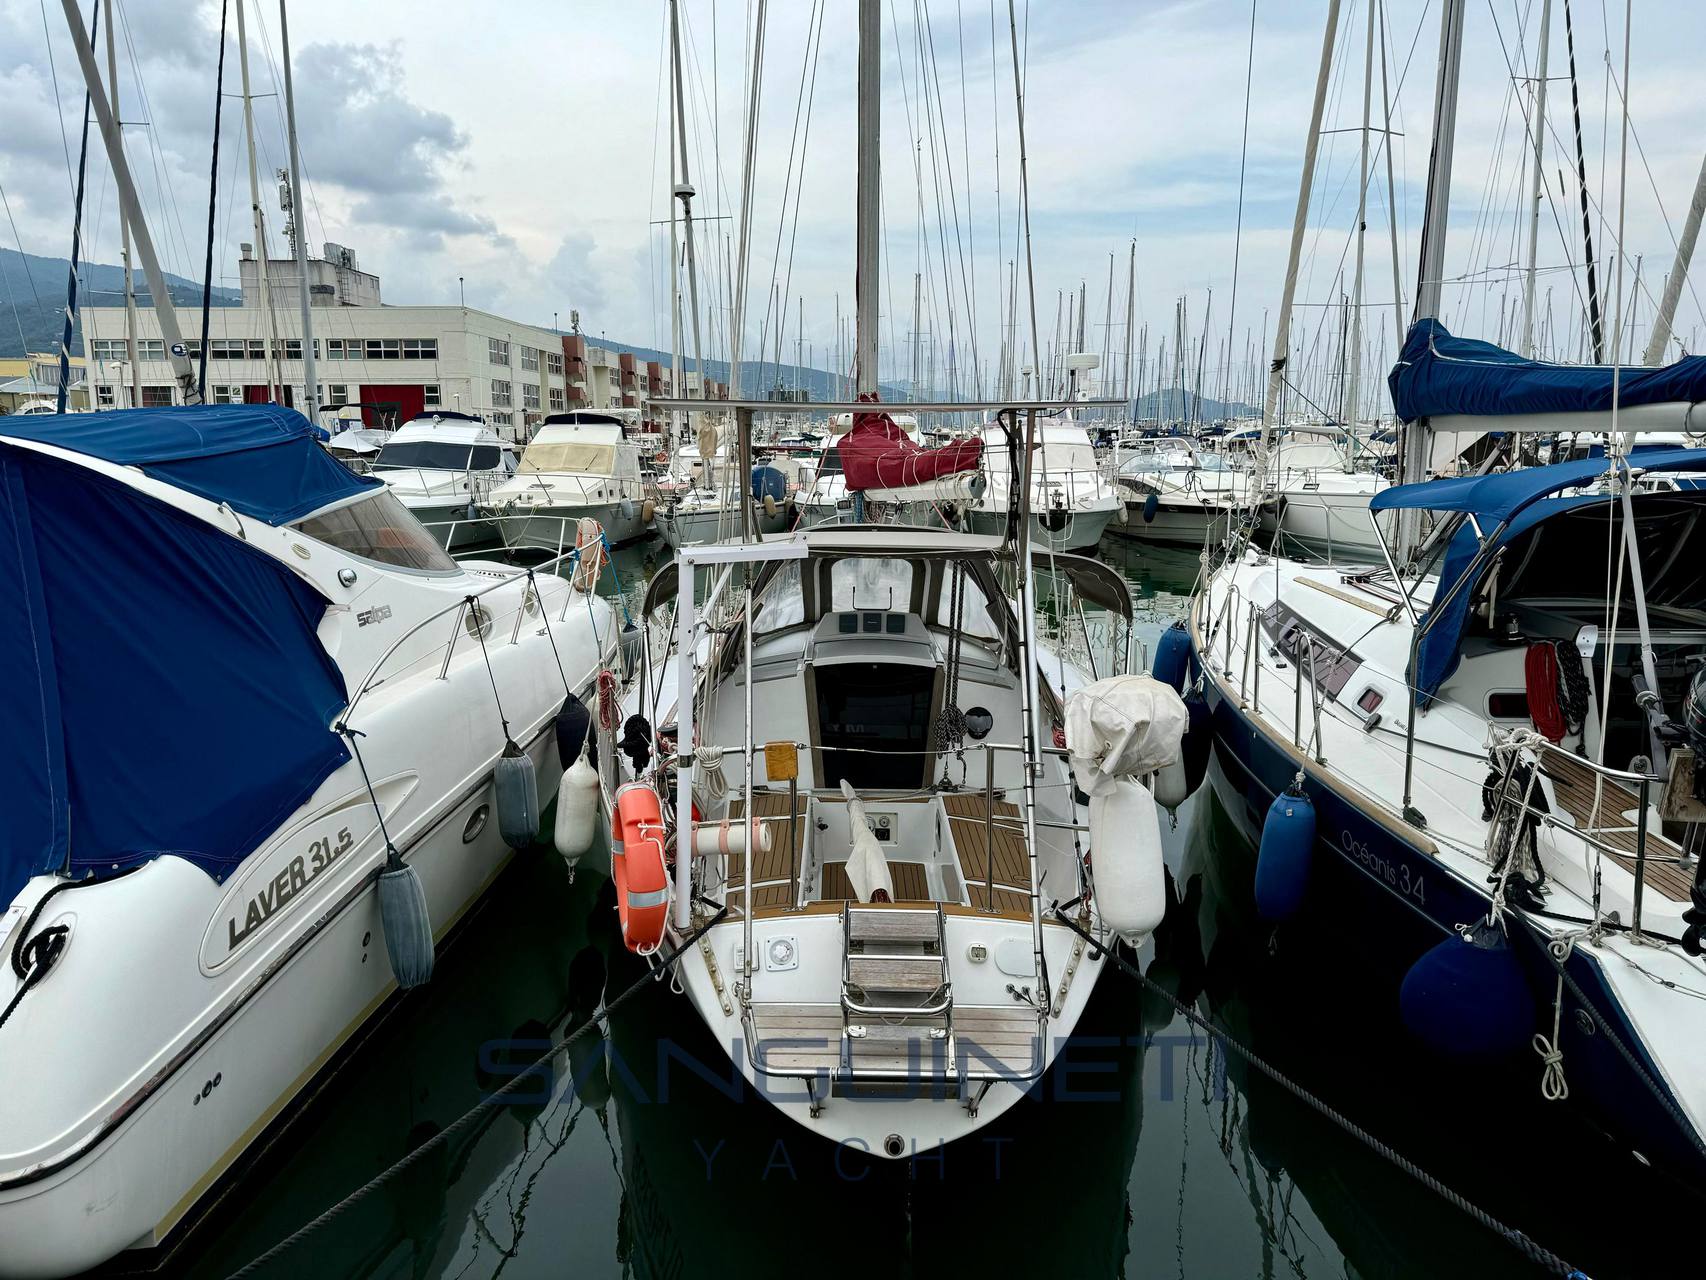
[847,956,945,992]
[847,907,941,945]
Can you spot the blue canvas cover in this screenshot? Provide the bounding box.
[1371,446,1706,524]
[1388,320,1706,423]
[0,402,378,525]
[1378,449,1706,702]
[0,446,352,904]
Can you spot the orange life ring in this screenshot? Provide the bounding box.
[612,782,669,953]
[654,450,670,465]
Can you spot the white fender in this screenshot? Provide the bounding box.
[1091,777,1166,941]
[1153,757,1190,811]
[554,754,602,863]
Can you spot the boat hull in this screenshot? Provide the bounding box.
[0,726,561,1280]
[1264,490,1387,559]
[499,501,652,553]
[968,506,1116,553]
[407,501,502,552]
[1189,614,1706,1181]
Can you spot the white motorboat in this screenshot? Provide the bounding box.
[0,403,621,1278]
[490,411,652,552]
[970,417,1122,552]
[371,411,515,550]
[617,523,1181,1156]
[1110,444,1269,546]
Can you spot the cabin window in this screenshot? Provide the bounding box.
[374,441,473,471]
[468,445,502,470]
[293,490,457,572]
[519,442,616,474]
[830,558,912,613]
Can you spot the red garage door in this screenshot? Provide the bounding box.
[359,384,426,429]
[244,385,294,407]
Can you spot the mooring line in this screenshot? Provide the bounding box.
[224,907,727,1279]
[1051,909,1590,1280]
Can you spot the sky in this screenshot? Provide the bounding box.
[4,0,1705,412]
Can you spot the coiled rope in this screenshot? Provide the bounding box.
[1050,910,1592,1280]
[225,907,726,1279]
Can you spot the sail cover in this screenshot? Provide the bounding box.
[1388,319,1706,423]
[836,408,983,491]
[0,402,378,524]
[0,445,352,904]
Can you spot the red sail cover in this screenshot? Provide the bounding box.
[836,411,983,491]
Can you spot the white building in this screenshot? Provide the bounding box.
[79,242,726,441]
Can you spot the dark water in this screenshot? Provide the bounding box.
[126,535,1702,1280]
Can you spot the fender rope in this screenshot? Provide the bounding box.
[225,907,727,1278]
[1050,909,1591,1279]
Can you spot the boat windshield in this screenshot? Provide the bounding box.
[374,441,474,471]
[817,444,844,476]
[293,489,458,572]
[520,442,617,475]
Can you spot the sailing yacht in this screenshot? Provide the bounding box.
[489,410,652,551]
[1191,0,1706,1184]
[620,512,1178,1155]
[372,410,515,550]
[0,404,621,1277]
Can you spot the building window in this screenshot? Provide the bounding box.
[402,338,437,359]
[491,379,512,409]
[281,339,303,361]
[140,385,174,407]
[519,346,539,372]
[364,338,401,360]
[549,386,564,411]
[326,384,350,406]
[522,383,540,411]
[211,384,242,404]
[488,337,510,366]
[90,338,166,362]
[423,384,441,408]
[326,338,347,360]
[96,384,115,406]
[546,351,563,376]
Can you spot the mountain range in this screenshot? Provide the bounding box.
[1,248,241,358]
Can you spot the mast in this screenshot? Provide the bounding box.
[728,0,766,399]
[1346,0,1375,445]
[60,0,199,404]
[854,0,880,395]
[669,0,707,406]
[1263,0,1342,442]
[1379,0,1406,355]
[1122,242,1135,409]
[1643,152,1706,364]
[279,0,318,422]
[234,0,283,404]
[1519,0,1552,355]
[1398,0,1467,558]
[668,19,684,438]
[104,4,139,408]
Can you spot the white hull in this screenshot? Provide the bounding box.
[658,503,790,549]
[407,500,501,550]
[968,506,1116,553]
[500,501,652,552]
[0,577,617,1278]
[1264,488,1389,558]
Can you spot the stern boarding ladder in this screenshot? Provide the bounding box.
[743,897,1050,1112]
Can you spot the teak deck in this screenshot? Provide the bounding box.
[1540,752,1694,902]
[723,789,1035,914]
